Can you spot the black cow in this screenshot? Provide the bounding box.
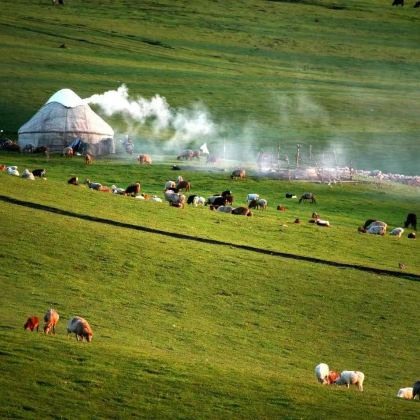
[404,213,417,230]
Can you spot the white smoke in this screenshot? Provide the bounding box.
[84,84,217,148]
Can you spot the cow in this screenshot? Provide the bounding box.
[138,154,152,165]
[24,316,40,332]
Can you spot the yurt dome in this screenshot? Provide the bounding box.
[18,89,115,155]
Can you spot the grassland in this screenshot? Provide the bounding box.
[0,152,419,418]
[1,0,420,173]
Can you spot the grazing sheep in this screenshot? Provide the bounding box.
[137,154,152,165]
[217,205,234,213]
[63,146,74,157]
[125,182,141,197]
[22,169,35,180]
[43,309,59,334]
[231,169,246,180]
[404,213,417,230]
[413,381,420,399]
[248,198,267,210]
[397,387,413,399]
[164,180,176,191]
[6,166,19,177]
[390,227,404,238]
[164,190,186,208]
[111,185,125,194]
[315,363,330,384]
[67,317,93,342]
[68,176,79,185]
[85,179,102,190]
[176,180,191,192]
[32,168,46,178]
[327,371,340,384]
[246,193,260,204]
[231,207,252,216]
[299,192,316,204]
[85,153,93,165]
[187,195,205,207]
[335,371,365,391]
[24,316,39,332]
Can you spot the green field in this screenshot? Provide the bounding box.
[1,0,420,173]
[0,152,419,418]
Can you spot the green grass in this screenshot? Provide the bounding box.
[1,0,420,173]
[0,153,419,418]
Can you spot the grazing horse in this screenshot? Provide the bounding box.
[299,192,316,204]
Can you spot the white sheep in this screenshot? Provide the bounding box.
[390,227,404,238]
[21,169,35,180]
[193,196,206,207]
[397,387,413,399]
[246,193,259,204]
[315,363,329,384]
[335,370,365,391]
[217,205,234,213]
[7,166,19,177]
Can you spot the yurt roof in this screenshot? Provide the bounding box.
[46,88,85,108]
[18,89,114,137]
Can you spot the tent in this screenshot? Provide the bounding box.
[18,89,115,155]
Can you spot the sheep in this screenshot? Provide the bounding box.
[335,371,365,391]
[164,180,176,191]
[176,180,191,192]
[111,185,125,194]
[63,146,74,157]
[413,381,420,399]
[397,387,413,399]
[24,316,39,332]
[231,207,252,216]
[217,205,234,213]
[164,190,186,208]
[150,196,163,203]
[390,227,404,238]
[43,309,59,334]
[187,195,206,207]
[67,316,93,342]
[32,168,46,178]
[248,198,267,210]
[85,153,93,165]
[315,363,329,384]
[85,179,102,190]
[231,169,246,180]
[246,193,260,204]
[7,166,19,177]
[68,176,79,185]
[299,192,316,204]
[124,182,141,197]
[21,169,35,180]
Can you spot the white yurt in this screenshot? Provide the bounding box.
[18,89,115,155]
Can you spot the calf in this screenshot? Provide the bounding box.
[44,309,59,334]
[67,317,93,342]
[24,316,40,332]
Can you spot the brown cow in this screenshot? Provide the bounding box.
[138,154,152,165]
[44,309,59,334]
[24,316,40,332]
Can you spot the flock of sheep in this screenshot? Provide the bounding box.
[315,363,419,401]
[24,309,93,342]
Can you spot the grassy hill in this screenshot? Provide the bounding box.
[0,152,419,418]
[1,0,420,173]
